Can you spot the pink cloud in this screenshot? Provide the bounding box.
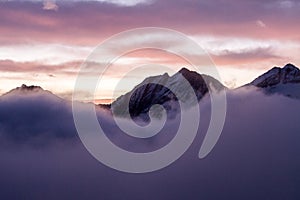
[0,0,299,45]
[43,0,59,11]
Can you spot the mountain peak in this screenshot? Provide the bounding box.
[178,67,191,74]
[2,84,45,97]
[283,63,298,71]
[251,64,300,88]
[112,68,225,119]
[18,84,43,91]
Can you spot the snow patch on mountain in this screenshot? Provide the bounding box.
[249,63,300,98]
[111,68,226,119]
[251,63,300,87]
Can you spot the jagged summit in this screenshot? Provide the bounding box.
[0,84,66,104]
[283,63,298,70]
[3,84,44,95]
[250,63,300,88]
[18,84,43,91]
[1,84,58,99]
[248,63,300,99]
[111,68,226,118]
[178,67,190,74]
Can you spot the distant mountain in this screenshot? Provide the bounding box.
[250,64,300,87]
[0,84,67,109]
[5,84,43,93]
[249,63,300,98]
[2,64,300,120]
[0,84,76,141]
[3,84,53,97]
[111,68,226,119]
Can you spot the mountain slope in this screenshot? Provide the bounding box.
[0,84,76,141]
[111,68,226,119]
[249,63,300,98]
[251,63,300,87]
[2,84,61,100]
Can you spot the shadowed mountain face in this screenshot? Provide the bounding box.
[249,63,300,98]
[111,68,226,119]
[251,64,300,87]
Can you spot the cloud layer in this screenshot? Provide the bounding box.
[0,86,299,199]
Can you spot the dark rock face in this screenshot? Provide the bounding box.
[251,64,300,88]
[111,68,226,118]
[18,84,43,91]
[3,84,44,96]
[128,83,177,118]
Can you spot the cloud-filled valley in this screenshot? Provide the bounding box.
[0,83,299,199]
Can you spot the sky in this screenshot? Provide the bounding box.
[0,0,299,102]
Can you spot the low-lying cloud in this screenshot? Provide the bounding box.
[0,87,299,199]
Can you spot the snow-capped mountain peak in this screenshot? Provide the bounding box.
[251,63,300,88]
[1,84,63,102]
[111,68,226,119]
[249,63,300,99]
[3,84,44,96]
